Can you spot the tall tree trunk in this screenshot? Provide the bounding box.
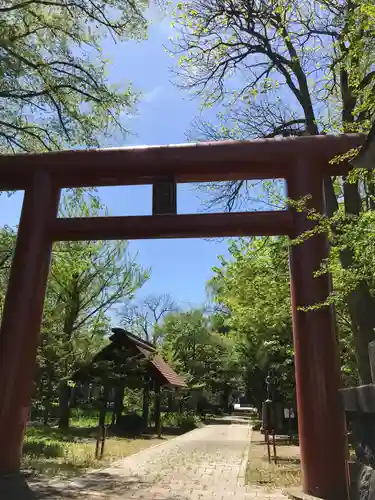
[221,386,230,413]
[59,276,79,428]
[58,381,71,429]
[324,176,375,383]
[337,63,375,382]
[43,368,53,426]
[346,281,375,383]
[293,31,375,383]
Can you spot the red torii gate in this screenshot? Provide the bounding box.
[0,134,364,499]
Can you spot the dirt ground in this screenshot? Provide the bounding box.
[246,430,301,490]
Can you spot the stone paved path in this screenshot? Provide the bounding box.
[32,416,287,500]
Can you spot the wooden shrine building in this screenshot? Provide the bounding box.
[74,328,186,436]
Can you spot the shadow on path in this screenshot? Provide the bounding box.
[32,473,151,499]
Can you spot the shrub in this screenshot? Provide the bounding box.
[251,417,262,431]
[162,411,201,431]
[23,436,65,458]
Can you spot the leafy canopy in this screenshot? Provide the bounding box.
[0,0,148,152]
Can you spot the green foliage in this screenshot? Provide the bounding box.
[158,309,242,394]
[210,234,361,398]
[31,190,150,427]
[172,0,375,384]
[210,237,296,406]
[0,225,15,314]
[0,0,148,152]
[173,0,375,135]
[161,411,201,431]
[23,433,65,459]
[69,408,112,427]
[288,200,375,316]
[123,388,144,415]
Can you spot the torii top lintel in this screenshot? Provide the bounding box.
[0,133,365,191]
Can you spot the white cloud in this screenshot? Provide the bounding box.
[141,86,164,103]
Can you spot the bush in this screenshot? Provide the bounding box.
[69,407,113,427]
[251,417,262,431]
[23,436,65,458]
[70,408,100,428]
[161,411,201,431]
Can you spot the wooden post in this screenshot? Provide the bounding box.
[272,432,277,465]
[155,383,161,438]
[99,385,109,427]
[114,384,124,425]
[0,171,60,475]
[95,425,107,460]
[100,425,107,459]
[95,384,109,460]
[265,430,271,463]
[287,162,348,500]
[167,390,173,412]
[142,382,150,430]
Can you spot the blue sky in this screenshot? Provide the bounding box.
[0,7,233,312]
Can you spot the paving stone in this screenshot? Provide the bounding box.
[30,416,287,500]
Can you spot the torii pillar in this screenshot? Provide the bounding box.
[287,160,348,500]
[0,171,60,497]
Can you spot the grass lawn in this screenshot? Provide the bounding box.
[246,431,301,490]
[22,416,163,480]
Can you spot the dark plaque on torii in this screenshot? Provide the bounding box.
[152,179,177,215]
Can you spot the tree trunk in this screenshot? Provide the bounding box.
[58,381,71,429]
[221,387,230,413]
[343,182,375,382]
[338,64,375,382]
[325,176,375,383]
[346,282,375,383]
[43,368,53,426]
[295,40,375,384]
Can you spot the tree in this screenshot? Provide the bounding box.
[39,191,150,428]
[209,237,296,407]
[209,235,361,407]
[171,0,375,382]
[173,0,374,137]
[0,0,147,153]
[0,226,16,315]
[120,293,177,343]
[159,309,242,403]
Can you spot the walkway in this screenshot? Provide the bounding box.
[32,416,287,500]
